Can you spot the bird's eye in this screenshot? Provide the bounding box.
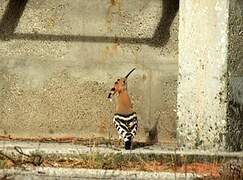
[117,79,120,81]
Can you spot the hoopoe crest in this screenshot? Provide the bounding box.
[108,68,138,150]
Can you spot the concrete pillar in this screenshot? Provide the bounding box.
[177,0,230,150]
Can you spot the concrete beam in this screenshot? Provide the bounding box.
[178,0,243,151]
[177,0,230,150]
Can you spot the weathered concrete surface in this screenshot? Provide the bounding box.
[0,167,200,180]
[0,141,242,180]
[226,0,243,151]
[178,0,243,151]
[1,141,242,158]
[177,0,230,150]
[0,0,179,143]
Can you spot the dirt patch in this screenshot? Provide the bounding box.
[42,158,221,177]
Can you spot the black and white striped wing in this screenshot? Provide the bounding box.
[113,113,138,142]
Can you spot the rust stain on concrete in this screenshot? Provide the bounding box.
[106,0,122,31]
[100,39,120,63]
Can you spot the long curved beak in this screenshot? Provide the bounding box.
[125,68,136,79]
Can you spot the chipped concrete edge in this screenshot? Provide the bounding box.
[0,141,242,158]
[0,167,201,180]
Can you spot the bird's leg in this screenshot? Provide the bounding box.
[118,137,123,148]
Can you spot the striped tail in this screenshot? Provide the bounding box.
[113,112,138,149]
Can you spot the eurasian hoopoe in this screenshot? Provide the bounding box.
[108,68,138,150]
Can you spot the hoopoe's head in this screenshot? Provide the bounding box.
[108,68,135,100]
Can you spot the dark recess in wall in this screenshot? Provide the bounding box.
[226,0,243,152]
[227,79,243,151]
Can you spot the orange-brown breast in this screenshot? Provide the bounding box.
[116,90,133,115]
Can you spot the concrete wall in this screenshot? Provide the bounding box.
[177,0,243,151]
[177,0,229,150]
[0,0,179,144]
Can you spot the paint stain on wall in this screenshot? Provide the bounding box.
[100,39,120,63]
[106,0,122,32]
